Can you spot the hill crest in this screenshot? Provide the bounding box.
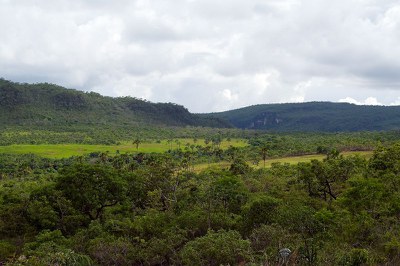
[0,79,231,129]
[3,78,400,132]
[209,101,400,131]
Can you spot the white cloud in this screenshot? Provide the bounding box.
[389,97,400,106]
[338,97,383,105]
[0,0,400,112]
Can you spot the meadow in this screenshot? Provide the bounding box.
[193,150,373,172]
[0,138,247,158]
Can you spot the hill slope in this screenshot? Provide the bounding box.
[3,79,400,132]
[208,102,400,131]
[0,79,231,129]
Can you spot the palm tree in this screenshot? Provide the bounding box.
[260,146,268,168]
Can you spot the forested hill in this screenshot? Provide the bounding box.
[0,79,230,129]
[208,102,400,131]
[4,78,400,132]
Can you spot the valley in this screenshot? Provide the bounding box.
[1,80,400,265]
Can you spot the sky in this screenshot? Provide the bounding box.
[1,0,400,113]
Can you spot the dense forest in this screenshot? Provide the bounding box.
[210,102,400,131]
[1,139,400,265]
[0,79,230,129]
[3,79,400,133]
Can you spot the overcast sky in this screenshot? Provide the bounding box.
[1,0,400,112]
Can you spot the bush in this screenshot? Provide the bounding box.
[179,230,252,266]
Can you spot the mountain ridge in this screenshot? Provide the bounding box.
[2,78,400,132]
[0,79,231,129]
[208,101,400,131]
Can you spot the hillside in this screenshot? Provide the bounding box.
[209,102,400,131]
[3,79,400,133]
[0,79,230,129]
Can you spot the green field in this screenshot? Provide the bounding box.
[0,138,247,158]
[194,151,373,172]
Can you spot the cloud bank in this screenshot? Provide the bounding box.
[1,0,400,112]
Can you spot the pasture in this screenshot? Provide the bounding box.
[193,151,373,172]
[0,138,247,159]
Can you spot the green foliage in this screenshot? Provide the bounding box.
[0,240,16,261]
[179,230,252,266]
[56,164,127,220]
[242,196,281,230]
[14,230,93,266]
[212,101,400,131]
[211,174,248,213]
[369,143,400,174]
[2,137,400,264]
[249,224,293,263]
[87,236,135,265]
[229,157,251,175]
[337,248,370,266]
[0,79,230,132]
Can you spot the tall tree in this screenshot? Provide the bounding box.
[260,145,268,168]
[56,164,127,220]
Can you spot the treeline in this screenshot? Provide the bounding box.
[245,131,400,158]
[1,127,400,152]
[1,143,400,265]
[0,127,245,146]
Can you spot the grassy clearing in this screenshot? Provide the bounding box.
[258,151,373,168]
[193,151,373,172]
[0,138,247,159]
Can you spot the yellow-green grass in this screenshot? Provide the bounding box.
[193,151,373,172]
[0,138,247,159]
[127,138,247,150]
[257,151,373,168]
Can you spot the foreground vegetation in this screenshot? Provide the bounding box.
[1,133,400,265]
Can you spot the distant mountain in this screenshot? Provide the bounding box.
[0,79,231,129]
[3,79,400,133]
[208,102,400,131]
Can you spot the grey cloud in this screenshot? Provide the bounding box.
[1,0,400,112]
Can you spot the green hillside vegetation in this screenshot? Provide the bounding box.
[4,79,400,135]
[0,79,230,130]
[210,102,400,131]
